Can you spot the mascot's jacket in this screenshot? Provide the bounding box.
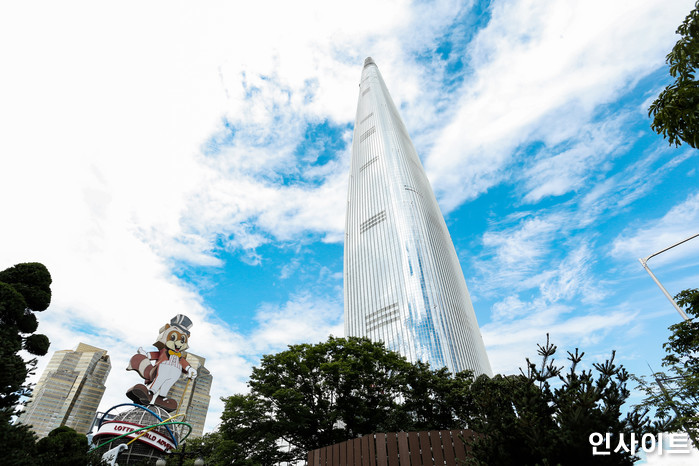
[144,348,190,391]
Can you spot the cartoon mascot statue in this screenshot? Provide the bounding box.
[125,314,197,412]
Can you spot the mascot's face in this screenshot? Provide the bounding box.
[166,329,189,352]
[154,324,190,352]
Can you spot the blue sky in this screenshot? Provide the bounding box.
[1,0,698,446]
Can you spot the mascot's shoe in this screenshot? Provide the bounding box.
[125,384,151,406]
[154,396,177,412]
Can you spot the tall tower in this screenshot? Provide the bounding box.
[167,352,212,438]
[19,342,111,437]
[344,58,492,376]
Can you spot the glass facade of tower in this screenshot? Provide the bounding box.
[19,343,111,438]
[167,352,212,438]
[344,58,492,376]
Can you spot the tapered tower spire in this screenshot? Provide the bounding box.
[344,58,492,376]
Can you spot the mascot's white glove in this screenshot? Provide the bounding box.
[186,366,198,380]
[137,346,148,356]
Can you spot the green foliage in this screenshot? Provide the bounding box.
[0,410,38,466]
[186,424,284,466]
[203,335,647,465]
[463,336,651,466]
[0,262,52,411]
[635,288,699,448]
[17,312,38,334]
[0,262,52,462]
[0,262,52,312]
[214,394,292,465]
[211,336,473,464]
[36,426,89,466]
[649,1,699,148]
[24,333,50,356]
[401,363,475,430]
[176,434,227,465]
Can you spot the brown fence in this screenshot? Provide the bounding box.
[307,430,474,466]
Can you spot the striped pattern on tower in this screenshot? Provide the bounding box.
[343,57,492,376]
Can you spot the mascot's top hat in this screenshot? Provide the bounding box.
[160,314,193,336]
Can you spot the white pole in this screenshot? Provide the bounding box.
[638,258,689,321]
[638,232,699,321]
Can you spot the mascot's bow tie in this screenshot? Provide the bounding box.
[168,349,182,357]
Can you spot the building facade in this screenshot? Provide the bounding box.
[167,352,212,438]
[344,58,492,376]
[19,342,111,438]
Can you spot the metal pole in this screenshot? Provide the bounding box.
[638,258,689,321]
[638,232,699,321]
[643,233,699,262]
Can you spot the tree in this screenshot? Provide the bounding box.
[203,335,650,465]
[0,413,38,466]
[635,288,699,448]
[36,426,90,465]
[401,363,475,431]
[0,262,52,411]
[649,2,699,148]
[183,396,292,466]
[463,336,654,466]
[208,336,474,464]
[0,262,52,465]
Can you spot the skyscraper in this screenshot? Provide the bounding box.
[167,352,212,438]
[344,58,492,376]
[19,342,111,438]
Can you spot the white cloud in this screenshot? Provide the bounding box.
[484,215,559,263]
[611,192,699,266]
[522,114,632,203]
[483,304,636,374]
[480,233,613,370]
[251,292,344,355]
[473,143,695,303]
[477,213,568,293]
[0,0,399,434]
[425,0,694,212]
[1,0,421,434]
